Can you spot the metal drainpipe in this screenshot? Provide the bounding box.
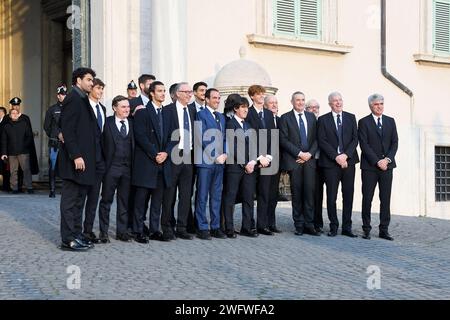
[381,0,423,215]
[381,0,414,98]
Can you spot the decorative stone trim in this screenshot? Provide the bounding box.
[247,34,352,55]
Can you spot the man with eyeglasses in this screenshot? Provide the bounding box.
[161,83,197,241]
[306,99,325,233]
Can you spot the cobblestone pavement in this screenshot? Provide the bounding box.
[1,191,450,300]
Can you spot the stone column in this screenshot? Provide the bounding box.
[151,0,187,88]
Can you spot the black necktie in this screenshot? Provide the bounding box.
[337,114,344,154]
[377,117,383,137]
[120,120,127,137]
[259,111,266,129]
[183,107,190,151]
[213,111,221,129]
[298,114,308,151]
[95,104,103,130]
[157,108,163,140]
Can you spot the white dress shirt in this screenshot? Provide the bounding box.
[176,101,192,150]
[195,101,206,112]
[234,115,245,129]
[332,111,343,153]
[115,117,129,135]
[372,113,383,126]
[89,99,105,131]
[140,94,150,107]
[294,110,308,137]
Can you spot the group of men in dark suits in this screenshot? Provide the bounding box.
[57,67,398,252]
[280,91,398,241]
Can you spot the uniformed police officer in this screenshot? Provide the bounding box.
[127,80,138,100]
[44,85,67,198]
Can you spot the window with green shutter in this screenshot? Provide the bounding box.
[433,0,450,54]
[274,0,322,41]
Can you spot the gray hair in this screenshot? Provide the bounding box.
[306,99,320,109]
[175,82,189,92]
[291,91,305,102]
[264,94,277,106]
[368,93,384,106]
[328,92,342,103]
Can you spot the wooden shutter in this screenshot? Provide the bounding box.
[434,0,450,53]
[299,0,321,40]
[274,0,297,35]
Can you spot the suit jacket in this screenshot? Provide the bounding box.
[317,111,359,168]
[57,87,99,185]
[358,114,398,171]
[246,106,276,157]
[279,110,318,171]
[102,116,135,172]
[195,107,226,168]
[132,103,174,189]
[129,96,145,116]
[225,117,258,174]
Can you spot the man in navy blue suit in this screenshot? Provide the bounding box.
[317,92,359,238]
[132,81,174,243]
[279,92,320,237]
[358,94,398,241]
[194,88,228,240]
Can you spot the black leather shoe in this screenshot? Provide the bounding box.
[362,232,371,240]
[226,230,237,239]
[99,233,110,244]
[294,229,304,236]
[162,233,176,242]
[304,227,320,236]
[211,229,227,239]
[82,232,99,244]
[60,241,90,252]
[49,191,56,198]
[176,231,194,240]
[269,226,282,233]
[314,227,324,234]
[149,231,164,241]
[257,228,274,236]
[78,234,95,247]
[134,234,149,244]
[379,232,394,241]
[74,237,94,249]
[342,230,358,238]
[327,230,338,237]
[116,233,132,242]
[27,189,34,194]
[197,230,212,240]
[143,224,150,236]
[240,229,259,237]
[11,190,19,194]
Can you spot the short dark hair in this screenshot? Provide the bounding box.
[149,81,165,94]
[231,96,249,111]
[205,88,219,100]
[138,74,156,86]
[169,83,178,96]
[72,67,96,86]
[224,94,242,114]
[93,78,105,88]
[112,95,129,108]
[193,82,208,92]
[0,106,7,114]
